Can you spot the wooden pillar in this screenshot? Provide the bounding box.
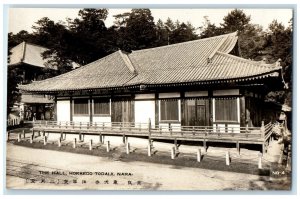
[89,95,93,123]
[23,130,25,138]
[154,93,159,127]
[70,96,73,122]
[54,95,57,121]
[7,131,10,141]
[180,92,185,125]
[203,139,207,152]
[239,95,246,127]
[208,90,213,126]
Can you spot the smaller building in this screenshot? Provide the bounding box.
[8,42,56,121]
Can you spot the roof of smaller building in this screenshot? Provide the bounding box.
[9,42,57,69]
[21,94,54,104]
[18,32,282,93]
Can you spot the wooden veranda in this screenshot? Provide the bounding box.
[31,120,274,154]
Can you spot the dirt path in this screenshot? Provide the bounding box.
[6,143,275,191]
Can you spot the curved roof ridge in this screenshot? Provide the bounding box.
[131,32,238,54]
[215,51,282,70]
[118,50,137,74]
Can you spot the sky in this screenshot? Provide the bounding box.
[8,8,293,34]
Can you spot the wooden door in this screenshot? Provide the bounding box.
[111,100,134,125]
[185,99,209,126]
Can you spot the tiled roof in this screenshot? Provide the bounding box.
[21,94,54,104]
[19,51,137,92]
[9,42,56,69]
[9,42,80,70]
[18,32,282,93]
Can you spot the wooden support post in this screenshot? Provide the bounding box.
[126,142,130,154]
[203,139,207,152]
[106,141,110,152]
[43,136,47,145]
[7,131,10,141]
[23,130,25,138]
[262,143,266,154]
[82,134,85,142]
[197,148,202,162]
[147,143,152,157]
[102,135,105,144]
[64,133,67,140]
[79,133,82,142]
[89,139,93,151]
[171,147,175,160]
[174,138,178,151]
[225,151,230,166]
[58,137,61,147]
[99,133,102,143]
[258,153,262,169]
[30,134,33,144]
[32,128,34,137]
[17,133,21,142]
[236,141,240,155]
[73,138,77,148]
[122,134,126,144]
[260,121,265,139]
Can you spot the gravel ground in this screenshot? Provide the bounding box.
[5,137,291,191]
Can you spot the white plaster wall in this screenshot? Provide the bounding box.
[135,100,155,128]
[213,124,240,133]
[73,116,90,122]
[57,100,70,122]
[227,124,241,133]
[159,123,181,132]
[93,116,111,127]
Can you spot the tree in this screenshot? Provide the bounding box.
[238,24,267,59]
[221,9,251,33]
[169,22,198,44]
[114,9,157,51]
[264,20,293,106]
[200,16,225,38]
[7,67,23,116]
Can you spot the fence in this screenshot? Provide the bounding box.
[7,118,21,127]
